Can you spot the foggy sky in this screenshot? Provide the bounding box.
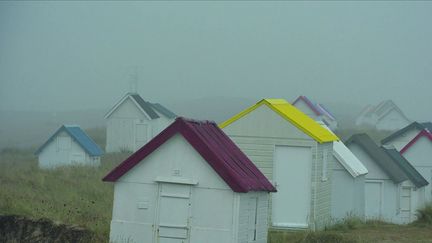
[1,2,431,120]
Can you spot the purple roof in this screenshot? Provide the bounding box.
[292,95,322,116]
[103,117,276,193]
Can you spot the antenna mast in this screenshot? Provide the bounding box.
[129,66,138,93]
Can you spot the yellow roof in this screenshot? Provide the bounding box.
[219,99,339,143]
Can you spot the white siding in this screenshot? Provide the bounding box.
[331,156,366,220]
[237,192,269,243]
[105,97,174,153]
[375,109,411,131]
[347,143,421,224]
[402,136,432,202]
[109,134,268,243]
[222,104,333,230]
[38,131,100,169]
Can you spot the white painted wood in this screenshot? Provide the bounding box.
[223,104,333,230]
[348,142,425,224]
[38,131,100,169]
[273,146,311,228]
[365,180,383,219]
[135,123,149,151]
[105,94,175,153]
[157,183,191,242]
[331,162,366,220]
[109,134,270,243]
[402,136,432,202]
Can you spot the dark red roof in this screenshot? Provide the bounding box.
[103,117,276,193]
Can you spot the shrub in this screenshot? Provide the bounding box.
[414,203,432,225]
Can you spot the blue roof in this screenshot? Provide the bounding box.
[35,125,103,156]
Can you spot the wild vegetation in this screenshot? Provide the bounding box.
[1,143,432,242]
[0,147,130,242]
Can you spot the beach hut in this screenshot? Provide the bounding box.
[330,137,369,220]
[104,92,176,153]
[292,95,338,130]
[355,100,411,131]
[396,129,432,203]
[346,134,427,223]
[220,99,338,230]
[317,123,368,220]
[103,117,276,243]
[35,125,103,169]
[382,122,432,202]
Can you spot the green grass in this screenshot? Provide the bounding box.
[2,148,432,242]
[0,148,130,242]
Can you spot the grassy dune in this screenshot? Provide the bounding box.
[1,148,432,242]
[0,148,130,242]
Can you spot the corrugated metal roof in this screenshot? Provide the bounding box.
[35,125,103,156]
[346,134,408,183]
[382,122,432,144]
[103,117,276,193]
[219,99,339,143]
[383,147,429,188]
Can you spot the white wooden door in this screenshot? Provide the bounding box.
[365,181,383,219]
[156,183,191,243]
[135,123,148,150]
[57,136,71,164]
[400,186,412,222]
[273,146,312,228]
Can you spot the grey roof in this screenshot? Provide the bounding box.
[421,122,432,132]
[381,122,431,144]
[346,133,408,183]
[383,147,429,188]
[130,94,160,119]
[151,103,177,119]
[129,93,176,120]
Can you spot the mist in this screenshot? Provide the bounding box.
[1,1,431,148]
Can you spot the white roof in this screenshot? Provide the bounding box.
[318,122,368,177]
[333,140,368,177]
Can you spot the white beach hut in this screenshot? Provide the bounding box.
[220,99,339,230]
[104,92,176,153]
[355,100,411,131]
[103,117,276,243]
[346,134,428,224]
[331,137,369,220]
[35,125,103,169]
